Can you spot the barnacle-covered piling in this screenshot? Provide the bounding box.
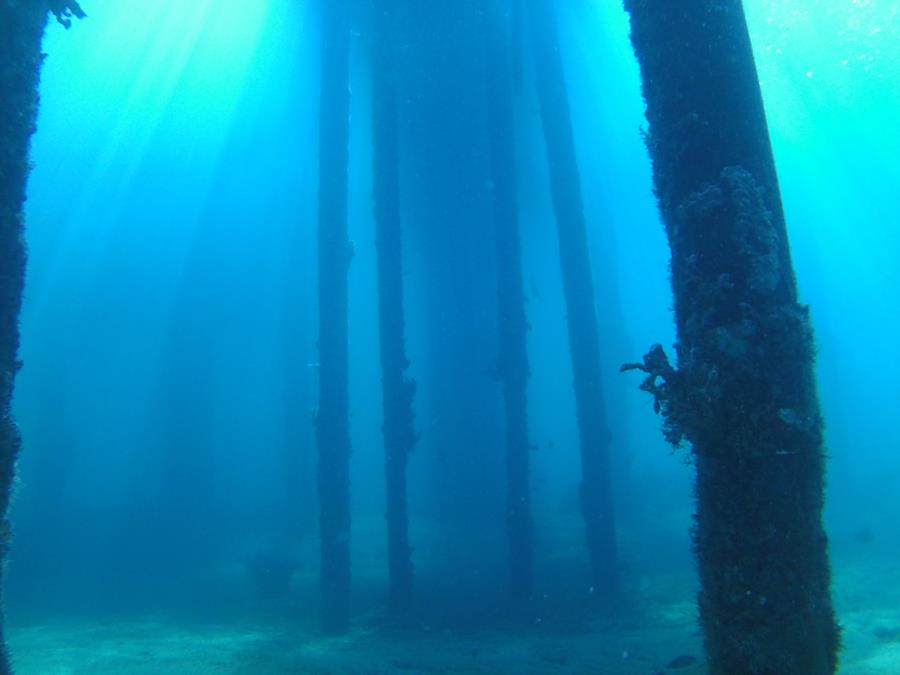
[623,1,839,672]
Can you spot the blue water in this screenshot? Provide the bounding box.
[7,1,900,672]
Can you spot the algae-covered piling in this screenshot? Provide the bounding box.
[623,1,840,672]
[0,1,83,670]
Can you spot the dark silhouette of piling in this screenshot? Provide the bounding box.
[0,3,83,671]
[315,0,353,635]
[623,2,839,672]
[485,1,533,600]
[370,1,417,615]
[527,0,618,597]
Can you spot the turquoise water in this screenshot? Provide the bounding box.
[7,1,900,672]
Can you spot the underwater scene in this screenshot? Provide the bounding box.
[1,0,898,673]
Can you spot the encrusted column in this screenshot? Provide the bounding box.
[623,2,839,672]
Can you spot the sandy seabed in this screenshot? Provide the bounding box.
[8,553,899,674]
